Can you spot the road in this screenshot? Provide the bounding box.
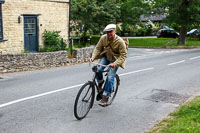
[0,48,200,133]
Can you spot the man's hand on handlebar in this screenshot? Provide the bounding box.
[110,63,115,68]
[90,58,94,62]
[90,58,115,68]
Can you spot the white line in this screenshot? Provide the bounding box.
[119,67,154,77]
[168,60,185,66]
[0,67,155,108]
[190,56,200,60]
[0,84,83,108]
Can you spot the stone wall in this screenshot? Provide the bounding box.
[0,0,69,54]
[0,46,94,73]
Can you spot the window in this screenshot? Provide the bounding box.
[0,4,3,40]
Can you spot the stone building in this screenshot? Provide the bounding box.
[0,0,70,54]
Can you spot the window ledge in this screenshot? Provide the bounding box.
[0,39,8,42]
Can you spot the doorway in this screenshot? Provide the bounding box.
[24,16,38,52]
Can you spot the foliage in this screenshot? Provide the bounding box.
[71,0,152,38]
[149,96,200,133]
[90,35,100,45]
[144,21,154,35]
[168,22,181,32]
[43,30,60,46]
[22,50,30,53]
[41,30,67,52]
[121,23,135,36]
[135,28,147,36]
[134,22,154,36]
[120,0,152,36]
[71,0,120,40]
[121,21,156,36]
[71,35,100,48]
[120,0,150,26]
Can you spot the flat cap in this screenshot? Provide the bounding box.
[103,24,116,32]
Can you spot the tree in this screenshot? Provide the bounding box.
[71,0,97,40]
[120,0,151,25]
[154,0,200,44]
[71,0,152,38]
[71,0,120,40]
[93,0,121,34]
[119,0,152,35]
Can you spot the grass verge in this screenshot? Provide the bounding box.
[148,96,200,133]
[129,38,200,48]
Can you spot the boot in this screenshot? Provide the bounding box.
[99,96,109,107]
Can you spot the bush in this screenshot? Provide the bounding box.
[41,30,67,52]
[91,35,100,45]
[145,24,153,36]
[135,28,147,36]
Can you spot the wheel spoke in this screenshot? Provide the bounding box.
[107,75,119,105]
[74,82,94,120]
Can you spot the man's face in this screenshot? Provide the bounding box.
[106,29,116,41]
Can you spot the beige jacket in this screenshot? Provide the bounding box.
[92,34,127,68]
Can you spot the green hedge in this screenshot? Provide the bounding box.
[91,35,100,45]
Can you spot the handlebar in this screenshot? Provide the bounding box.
[89,61,110,68]
[89,61,110,73]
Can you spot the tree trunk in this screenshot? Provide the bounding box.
[82,26,88,42]
[177,25,187,45]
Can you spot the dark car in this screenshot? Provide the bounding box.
[187,29,200,37]
[157,29,179,38]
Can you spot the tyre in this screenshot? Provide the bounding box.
[74,82,95,120]
[106,74,120,105]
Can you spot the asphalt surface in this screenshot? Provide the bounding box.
[0,48,200,133]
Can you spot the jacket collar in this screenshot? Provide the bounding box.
[108,34,117,43]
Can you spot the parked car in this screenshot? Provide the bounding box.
[157,29,179,38]
[187,29,200,37]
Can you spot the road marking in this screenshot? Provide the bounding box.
[119,67,154,77]
[190,56,200,60]
[167,60,185,66]
[0,84,83,108]
[0,67,155,108]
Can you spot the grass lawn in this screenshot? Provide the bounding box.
[149,96,200,133]
[129,38,200,48]
[169,38,200,48]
